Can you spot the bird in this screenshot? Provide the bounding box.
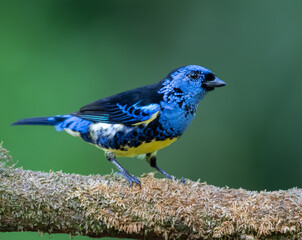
[12,65,226,187]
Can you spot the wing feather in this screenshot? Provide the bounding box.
[74,83,163,125]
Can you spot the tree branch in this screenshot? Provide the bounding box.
[0,144,301,239]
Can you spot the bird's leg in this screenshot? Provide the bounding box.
[105,152,141,188]
[146,152,185,183]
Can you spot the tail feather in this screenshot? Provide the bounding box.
[11,116,67,126]
[12,114,94,143]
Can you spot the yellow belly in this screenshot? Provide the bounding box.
[101,137,178,157]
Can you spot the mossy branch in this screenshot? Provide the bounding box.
[0,144,302,239]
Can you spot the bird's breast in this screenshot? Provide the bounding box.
[88,122,179,157]
[158,104,196,135]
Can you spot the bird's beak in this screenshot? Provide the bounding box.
[203,78,227,89]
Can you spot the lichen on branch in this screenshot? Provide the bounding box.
[0,144,301,240]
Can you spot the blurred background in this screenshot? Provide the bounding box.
[1,0,302,239]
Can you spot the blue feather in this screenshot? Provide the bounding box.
[79,102,160,125]
[11,116,67,126]
[55,116,92,134]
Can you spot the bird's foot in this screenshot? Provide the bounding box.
[155,166,185,183]
[171,176,185,183]
[115,171,141,188]
[179,177,185,184]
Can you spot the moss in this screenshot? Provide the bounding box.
[0,144,302,239]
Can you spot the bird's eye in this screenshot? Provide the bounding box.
[188,71,200,80]
[204,73,215,81]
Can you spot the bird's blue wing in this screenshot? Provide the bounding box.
[75,84,162,125]
[78,102,160,125]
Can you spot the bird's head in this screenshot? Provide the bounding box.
[159,65,226,104]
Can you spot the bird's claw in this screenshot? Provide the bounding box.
[172,176,185,183]
[115,171,141,188]
[180,177,185,184]
[155,167,185,183]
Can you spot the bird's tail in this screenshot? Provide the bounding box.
[11,116,68,126]
[11,115,93,142]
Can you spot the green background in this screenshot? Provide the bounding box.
[1,0,302,239]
